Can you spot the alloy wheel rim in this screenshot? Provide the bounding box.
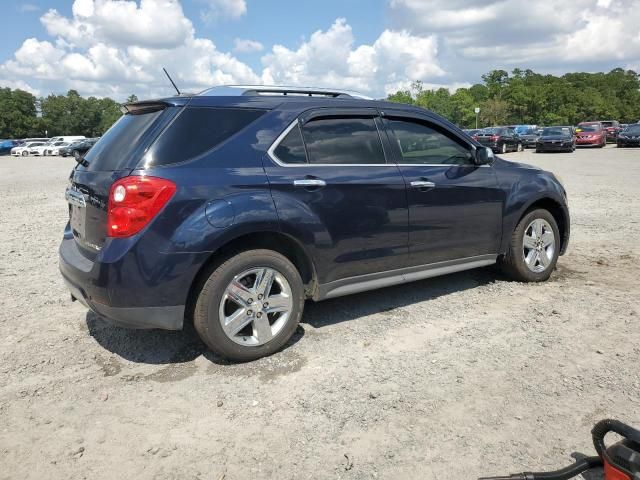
[522,219,555,273]
[219,267,293,346]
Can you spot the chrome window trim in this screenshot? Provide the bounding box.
[267,118,492,168]
[267,118,393,168]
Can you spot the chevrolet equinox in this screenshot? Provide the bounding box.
[60,86,570,361]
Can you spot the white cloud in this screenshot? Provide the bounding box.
[1,0,259,98]
[261,18,445,96]
[200,0,246,23]
[0,79,40,96]
[388,0,640,83]
[41,0,193,49]
[234,38,264,53]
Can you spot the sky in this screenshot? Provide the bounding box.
[1,0,639,100]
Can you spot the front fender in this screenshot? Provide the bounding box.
[498,170,569,255]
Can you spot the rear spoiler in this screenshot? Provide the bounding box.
[120,101,171,115]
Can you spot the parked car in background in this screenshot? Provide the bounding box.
[0,140,18,155]
[463,129,481,138]
[46,142,72,156]
[515,126,540,148]
[49,136,86,144]
[11,141,46,156]
[616,123,640,147]
[475,127,523,153]
[30,142,63,156]
[60,86,570,361]
[535,126,576,153]
[576,122,606,147]
[60,138,99,158]
[600,120,620,142]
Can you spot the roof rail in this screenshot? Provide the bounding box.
[198,85,372,100]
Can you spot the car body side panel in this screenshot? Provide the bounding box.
[492,158,570,255]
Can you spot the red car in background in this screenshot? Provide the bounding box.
[576,122,607,147]
[600,120,621,142]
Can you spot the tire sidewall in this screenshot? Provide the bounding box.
[507,209,560,282]
[194,250,304,362]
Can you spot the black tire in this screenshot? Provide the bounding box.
[194,249,305,362]
[21,151,28,157]
[500,209,560,282]
[500,143,507,154]
[516,142,523,152]
[535,148,542,153]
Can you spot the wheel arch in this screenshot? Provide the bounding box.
[184,230,317,325]
[516,197,569,255]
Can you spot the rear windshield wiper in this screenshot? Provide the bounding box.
[74,156,89,168]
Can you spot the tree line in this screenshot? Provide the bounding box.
[387,68,640,128]
[0,88,138,139]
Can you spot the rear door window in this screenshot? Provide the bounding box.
[300,117,386,165]
[144,107,265,167]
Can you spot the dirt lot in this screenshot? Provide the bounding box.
[0,146,639,480]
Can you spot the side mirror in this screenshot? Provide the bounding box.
[474,146,494,165]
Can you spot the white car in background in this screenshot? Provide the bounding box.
[45,142,71,156]
[30,142,61,156]
[11,142,46,156]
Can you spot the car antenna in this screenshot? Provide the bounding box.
[163,67,181,96]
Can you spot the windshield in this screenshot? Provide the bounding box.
[621,125,640,134]
[513,126,531,134]
[542,127,571,136]
[577,125,599,132]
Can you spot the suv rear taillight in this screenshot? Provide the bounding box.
[107,176,176,237]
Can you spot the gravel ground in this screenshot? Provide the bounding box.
[0,146,639,480]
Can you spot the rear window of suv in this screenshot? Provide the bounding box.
[143,107,265,167]
[83,109,164,171]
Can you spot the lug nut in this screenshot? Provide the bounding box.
[256,312,262,318]
[247,310,253,316]
[263,303,269,308]
[247,298,253,304]
[258,294,263,300]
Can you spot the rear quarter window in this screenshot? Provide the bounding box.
[143,107,265,167]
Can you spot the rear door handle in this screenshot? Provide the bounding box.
[294,179,326,188]
[410,180,436,189]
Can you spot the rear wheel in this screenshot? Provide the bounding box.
[501,209,560,282]
[501,143,507,154]
[194,249,305,362]
[21,151,28,157]
[516,142,523,152]
[73,150,80,159]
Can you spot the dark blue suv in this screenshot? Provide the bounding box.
[60,86,570,361]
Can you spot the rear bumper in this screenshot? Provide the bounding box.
[59,232,190,330]
[61,273,184,329]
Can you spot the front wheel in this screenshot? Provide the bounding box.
[501,143,507,154]
[73,150,80,159]
[516,143,523,152]
[21,151,28,157]
[194,249,305,362]
[501,209,560,282]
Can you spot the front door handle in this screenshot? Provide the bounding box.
[294,178,326,188]
[410,180,436,189]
